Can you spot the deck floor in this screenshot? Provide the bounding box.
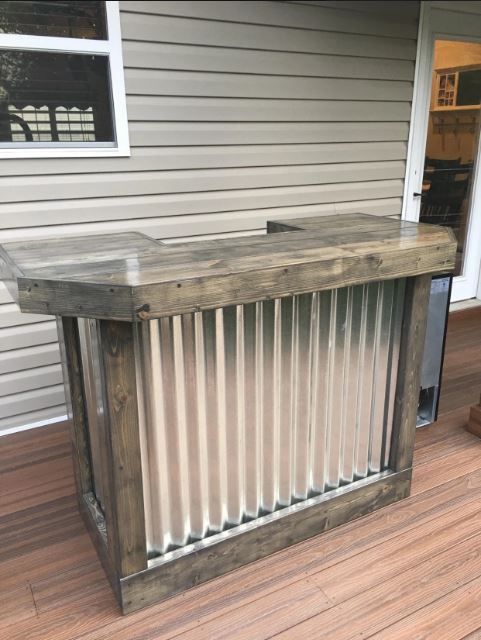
[1,308,481,639]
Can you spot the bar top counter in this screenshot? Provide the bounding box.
[0,213,456,321]
[0,211,458,614]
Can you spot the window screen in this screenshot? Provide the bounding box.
[0,49,114,144]
[0,1,107,39]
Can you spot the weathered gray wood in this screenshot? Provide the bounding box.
[58,317,123,595]
[389,275,432,472]
[57,316,92,497]
[132,243,452,320]
[15,224,444,283]
[99,320,148,578]
[5,214,447,279]
[0,242,23,303]
[3,212,454,615]
[0,214,457,320]
[267,220,300,233]
[119,469,411,614]
[78,492,120,601]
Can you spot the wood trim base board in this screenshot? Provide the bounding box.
[79,492,121,602]
[81,468,411,614]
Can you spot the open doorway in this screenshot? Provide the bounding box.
[422,41,481,282]
[405,37,481,302]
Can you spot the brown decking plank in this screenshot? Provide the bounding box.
[270,533,481,639]
[0,309,480,638]
[366,575,481,640]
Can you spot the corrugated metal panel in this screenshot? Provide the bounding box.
[136,280,406,555]
[77,319,107,511]
[0,0,418,432]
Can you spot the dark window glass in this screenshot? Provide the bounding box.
[457,69,481,106]
[0,1,107,39]
[0,50,114,143]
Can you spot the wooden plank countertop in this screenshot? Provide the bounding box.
[0,213,456,321]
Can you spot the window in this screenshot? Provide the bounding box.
[435,72,457,108]
[0,1,129,157]
[434,68,481,110]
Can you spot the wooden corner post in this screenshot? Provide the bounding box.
[389,274,432,473]
[99,320,148,580]
[59,316,92,498]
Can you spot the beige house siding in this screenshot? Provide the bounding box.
[0,0,419,433]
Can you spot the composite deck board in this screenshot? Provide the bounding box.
[0,306,480,638]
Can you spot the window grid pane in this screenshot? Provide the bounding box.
[8,105,97,142]
[56,106,96,142]
[0,50,114,145]
[0,1,107,39]
[8,105,52,141]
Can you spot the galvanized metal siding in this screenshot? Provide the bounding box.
[135,280,406,555]
[0,0,418,432]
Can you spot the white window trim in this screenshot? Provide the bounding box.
[0,0,130,158]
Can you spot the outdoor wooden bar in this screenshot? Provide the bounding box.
[0,213,456,614]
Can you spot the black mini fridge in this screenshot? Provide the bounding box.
[417,275,452,427]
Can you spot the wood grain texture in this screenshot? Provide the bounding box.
[467,392,481,438]
[119,470,411,614]
[3,215,448,613]
[389,274,432,472]
[99,320,147,579]
[0,304,481,638]
[0,241,23,302]
[439,307,481,414]
[0,214,456,320]
[57,317,92,497]
[276,529,481,640]
[467,404,481,436]
[0,422,74,518]
[78,491,120,604]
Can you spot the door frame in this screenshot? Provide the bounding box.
[403,1,481,302]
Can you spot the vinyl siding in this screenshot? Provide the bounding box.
[0,0,419,433]
[431,1,481,35]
